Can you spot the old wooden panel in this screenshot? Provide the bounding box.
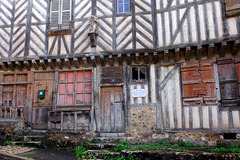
[101,67,123,84]
[32,108,50,129]
[16,85,27,107]
[217,58,240,105]
[225,0,240,9]
[101,87,124,133]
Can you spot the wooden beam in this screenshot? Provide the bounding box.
[91,56,96,67]
[32,60,39,70]
[73,57,80,68]
[219,42,227,57]
[135,53,140,64]
[207,43,214,58]
[232,40,240,56]
[185,47,191,61]
[109,55,114,66]
[56,59,63,69]
[48,59,55,70]
[144,52,149,64]
[7,61,14,71]
[127,53,131,65]
[196,45,202,60]
[100,55,105,66]
[15,61,23,71]
[174,48,180,62]
[164,50,169,63]
[153,52,158,64]
[40,59,46,70]
[118,54,123,66]
[82,57,88,68]
[0,62,7,71]
[64,58,71,69]
[23,60,31,71]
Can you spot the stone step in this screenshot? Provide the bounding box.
[99,133,125,137]
[93,136,135,143]
[12,141,42,145]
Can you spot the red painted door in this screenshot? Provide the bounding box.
[101,87,124,133]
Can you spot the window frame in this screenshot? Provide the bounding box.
[117,0,131,14]
[49,0,71,32]
[57,70,92,107]
[131,66,147,83]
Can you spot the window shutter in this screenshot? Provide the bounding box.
[200,60,217,105]
[217,58,240,105]
[181,61,203,105]
[51,0,60,30]
[61,0,70,29]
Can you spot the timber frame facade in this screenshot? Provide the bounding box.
[0,0,240,142]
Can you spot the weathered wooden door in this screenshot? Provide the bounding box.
[101,87,124,133]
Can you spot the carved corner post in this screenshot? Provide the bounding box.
[88,16,98,48]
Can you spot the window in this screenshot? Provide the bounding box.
[131,66,146,82]
[50,0,71,30]
[117,0,130,13]
[58,71,92,106]
[217,58,240,106]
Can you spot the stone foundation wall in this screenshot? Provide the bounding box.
[127,107,157,141]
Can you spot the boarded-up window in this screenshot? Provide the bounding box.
[181,60,217,105]
[217,58,240,106]
[101,67,123,84]
[58,71,92,106]
[50,0,70,30]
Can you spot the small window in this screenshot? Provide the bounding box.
[131,66,146,82]
[50,0,71,31]
[117,0,130,13]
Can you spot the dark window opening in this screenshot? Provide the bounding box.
[131,66,146,82]
[224,133,237,140]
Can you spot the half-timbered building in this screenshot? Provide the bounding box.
[0,0,240,144]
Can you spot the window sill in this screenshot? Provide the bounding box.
[55,105,91,111]
[48,29,72,37]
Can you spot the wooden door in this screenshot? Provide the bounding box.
[101,87,124,133]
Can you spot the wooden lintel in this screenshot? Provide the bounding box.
[135,53,140,64]
[174,48,180,62]
[56,59,63,69]
[164,50,169,63]
[207,43,214,58]
[144,52,149,64]
[64,58,71,69]
[219,42,227,57]
[196,45,202,60]
[73,57,80,68]
[100,55,105,66]
[7,61,14,71]
[40,59,46,70]
[23,60,31,71]
[90,56,96,67]
[127,53,131,65]
[32,60,39,70]
[109,55,114,66]
[0,62,7,71]
[47,59,55,70]
[185,47,191,61]
[117,54,123,66]
[232,40,240,56]
[15,61,23,71]
[82,57,88,68]
[153,52,158,64]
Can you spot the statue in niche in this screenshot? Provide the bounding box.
[89,16,98,33]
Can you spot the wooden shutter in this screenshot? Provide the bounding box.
[200,60,217,105]
[61,0,70,29]
[51,0,59,30]
[181,61,203,105]
[217,58,240,106]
